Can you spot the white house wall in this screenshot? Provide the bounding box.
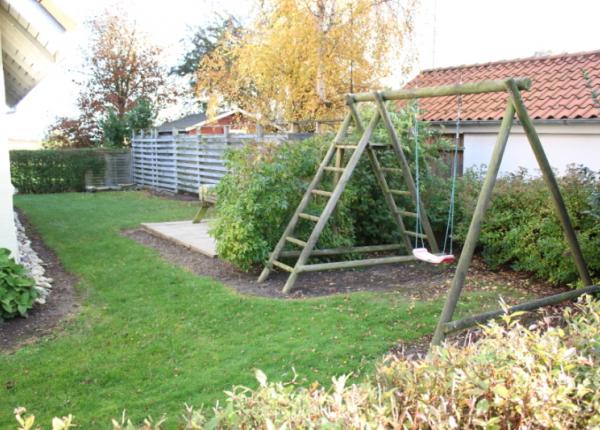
[461,123,600,175]
[0,35,19,257]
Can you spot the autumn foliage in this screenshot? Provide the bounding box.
[195,0,417,124]
[46,11,174,148]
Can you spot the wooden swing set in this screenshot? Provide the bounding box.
[258,77,599,346]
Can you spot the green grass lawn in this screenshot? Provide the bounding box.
[1,192,527,428]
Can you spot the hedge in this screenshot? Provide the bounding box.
[10,149,109,194]
[455,166,600,286]
[16,296,600,429]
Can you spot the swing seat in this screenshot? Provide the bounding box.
[412,248,455,265]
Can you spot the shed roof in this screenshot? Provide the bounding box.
[403,50,600,122]
[157,113,208,132]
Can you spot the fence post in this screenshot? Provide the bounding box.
[256,123,264,140]
[152,129,158,190]
[172,128,179,193]
[131,131,136,186]
[196,132,202,188]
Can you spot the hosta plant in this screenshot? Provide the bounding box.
[0,248,38,319]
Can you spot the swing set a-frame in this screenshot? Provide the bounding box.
[258,77,599,346]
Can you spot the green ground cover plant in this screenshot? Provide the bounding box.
[1,192,525,428]
[0,249,38,320]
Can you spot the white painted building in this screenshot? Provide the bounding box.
[1,0,73,256]
[405,51,600,175]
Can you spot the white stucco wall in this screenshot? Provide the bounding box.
[462,123,600,175]
[0,36,19,257]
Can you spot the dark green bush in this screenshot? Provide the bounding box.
[0,248,38,320]
[455,165,600,286]
[10,149,107,193]
[211,137,356,271]
[211,107,455,270]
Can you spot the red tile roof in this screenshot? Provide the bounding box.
[403,50,600,122]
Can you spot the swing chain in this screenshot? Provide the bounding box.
[442,87,462,254]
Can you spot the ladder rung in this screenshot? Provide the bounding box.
[285,236,307,247]
[336,144,358,150]
[311,189,332,197]
[389,189,411,196]
[370,143,392,149]
[323,166,345,172]
[406,231,427,239]
[272,260,294,272]
[381,167,402,174]
[299,212,320,222]
[397,210,418,218]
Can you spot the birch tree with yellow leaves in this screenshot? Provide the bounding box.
[195,0,417,125]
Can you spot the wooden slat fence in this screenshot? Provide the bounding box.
[131,131,302,193]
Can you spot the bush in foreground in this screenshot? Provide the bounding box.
[17,297,600,429]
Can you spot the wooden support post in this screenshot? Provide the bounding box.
[431,97,516,347]
[333,147,343,186]
[505,80,593,286]
[278,243,405,258]
[444,284,600,334]
[350,78,531,102]
[256,124,264,140]
[300,255,416,272]
[257,112,353,283]
[373,92,439,253]
[281,110,381,293]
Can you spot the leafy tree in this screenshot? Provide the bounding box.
[43,116,96,149]
[196,0,417,124]
[171,15,242,91]
[46,10,173,148]
[99,98,156,147]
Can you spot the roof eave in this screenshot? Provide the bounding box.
[428,118,600,128]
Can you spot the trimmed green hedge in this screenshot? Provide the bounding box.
[455,166,600,286]
[10,149,107,194]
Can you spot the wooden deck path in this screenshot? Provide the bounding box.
[141,220,217,258]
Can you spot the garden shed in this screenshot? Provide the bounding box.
[157,108,284,135]
[0,0,73,256]
[405,50,600,174]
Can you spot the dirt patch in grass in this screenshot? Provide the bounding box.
[122,228,563,301]
[0,212,79,353]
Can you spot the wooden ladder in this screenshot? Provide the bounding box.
[258,95,439,293]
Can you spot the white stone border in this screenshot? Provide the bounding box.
[14,212,53,304]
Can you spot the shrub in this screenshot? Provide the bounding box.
[17,297,600,428]
[0,248,38,320]
[10,149,109,193]
[211,137,356,271]
[456,165,600,286]
[212,107,455,270]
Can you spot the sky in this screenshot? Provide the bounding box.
[7,0,600,141]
